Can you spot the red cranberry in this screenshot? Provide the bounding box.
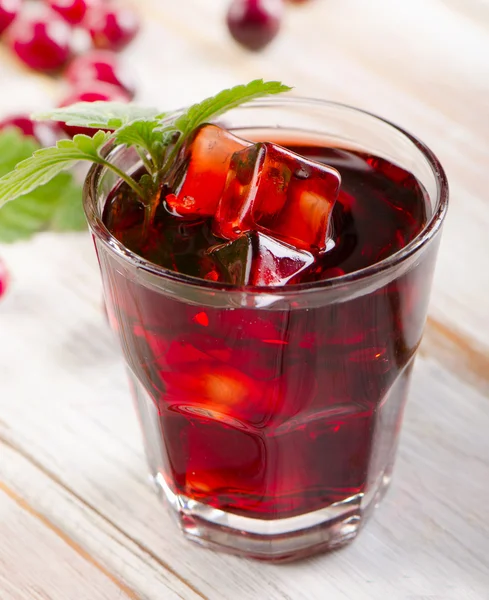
[0,0,21,35]
[227,0,283,51]
[58,81,131,137]
[65,50,135,98]
[0,115,36,137]
[83,3,139,51]
[8,12,72,72]
[0,114,61,146]
[49,0,88,25]
[0,257,9,300]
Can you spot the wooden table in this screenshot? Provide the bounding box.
[1,1,488,598]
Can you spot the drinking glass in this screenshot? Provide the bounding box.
[83,99,448,561]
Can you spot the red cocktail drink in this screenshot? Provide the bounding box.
[84,99,448,560]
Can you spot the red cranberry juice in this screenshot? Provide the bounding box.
[102,145,434,520]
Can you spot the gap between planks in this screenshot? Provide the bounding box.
[0,434,208,600]
[423,316,489,392]
[0,480,141,600]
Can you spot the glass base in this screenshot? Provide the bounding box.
[151,470,391,562]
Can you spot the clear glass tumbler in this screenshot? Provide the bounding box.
[83,99,448,561]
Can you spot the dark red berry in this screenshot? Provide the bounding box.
[58,81,131,137]
[227,0,283,51]
[83,3,139,51]
[49,0,88,25]
[0,114,61,146]
[65,50,135,98]
[0,0,20,35]
[0,257,9,300]
[8,12,72,72]
[0,115,36,138]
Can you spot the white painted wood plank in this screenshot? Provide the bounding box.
[0,439,204,600]
[0,484,138,600]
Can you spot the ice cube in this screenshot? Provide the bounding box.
[214,142,341,251]
[165,124,250,218]
[208,231,314,286]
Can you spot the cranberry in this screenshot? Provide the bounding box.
[0,115,36,138]
[0,114,61,146]
[83,2,139,51]
[58,81,131,137]
[0,0,20,35]
[227,0,283,51]
[49,0,88,25]
[65,50,135,98]
[0,257,9,300]
[8,12,72,72]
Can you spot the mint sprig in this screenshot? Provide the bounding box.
[0,79,291,219]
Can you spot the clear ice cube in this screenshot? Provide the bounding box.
[165,124,250,218]
[214,142,341,251]
[208,231,314,286]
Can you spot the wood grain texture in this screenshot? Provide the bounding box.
[0,482,138,600]
[0,0,488,598]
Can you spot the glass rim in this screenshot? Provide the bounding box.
[83,96,449,296]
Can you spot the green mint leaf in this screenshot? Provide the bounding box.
[0,172,85,242]
[57,130,113,159]
[114,119,176,168]
[174,80,291,135]
[0,131,112,208]
[48,174,86,233]
[0,128,40,175]
[115,119,161,148]
[34,102,165,131]
[0,130,86,241]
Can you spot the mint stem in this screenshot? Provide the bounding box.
[100,159,145,200]
[135,147,155,176]
[161,132,184,177]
